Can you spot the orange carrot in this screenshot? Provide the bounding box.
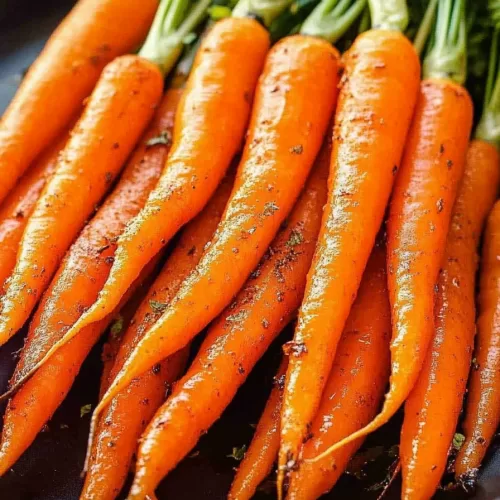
[0,55,163,346]
[228,358,288,500]
[0,87,180,473]
[128,137,330,499]
[287,243,391,500]
[279,15,420,485]
[304,0,473,466]
[400,137,499,499]
[0,0,159,204]
[81,171,235,500]
[0,129,70,293]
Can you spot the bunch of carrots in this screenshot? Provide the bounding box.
[0,0,500,498]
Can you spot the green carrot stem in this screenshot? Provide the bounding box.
[413,0,438,56]
[367,0,409,32]
[232,0,294,26]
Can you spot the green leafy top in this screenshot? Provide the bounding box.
[139,0,212,77]
[367,0,409,32]
[423,0,467,84]
[268,0,320,42]
[232,0,294,26]
[300,0,367,43]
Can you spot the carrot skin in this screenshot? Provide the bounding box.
[0,130,70,293]
[400,138,499,499]
[0,55,163,345]
[81,172,235,500]
[57,18,271,344]
[279,29,420,476]
[0,0,159,203]
[128,141,330,498]
[288,244,391,500]
[455,157,500,480]
[0,89,181,474]
[228,358,288,500]
[95,35,339,431]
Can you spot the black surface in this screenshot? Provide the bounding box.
[0,2,499,499]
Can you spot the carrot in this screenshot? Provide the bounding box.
[81,171,235,500]
[400,13,499,498]
[278,0,420,485]
[455,26,500,483]
[0,55,163,347]
[0,129,70,293]
[0,0,159,204]
[228,358,288,500]
[0,86,182,474]
[128,137,330,499]
[306,0,473,467]
[288,243,391,500]
[27,16,271,380]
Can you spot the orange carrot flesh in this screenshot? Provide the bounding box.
[455,181,500,481]
[279,29,420,479]
[399,138,499,499]
[128,141,330,499]
[90,34,339,443]
[288,244,391,500]
[81,172,235,500]
[47,18,270,352]
[0,55,163,346]
[0,130,70,293]
[228,358,288,500]
[0,88,181,474]
[0,0,159,204]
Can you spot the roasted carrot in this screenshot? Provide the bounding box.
[287,243,391,500]
[455,27,500,483]
[400,13,499,497]
[0,129,70,293]
[0,87,182,474]
[128,137,330,499]
[81,171,235,500]
[306,0,473,466]
[228,358,288,500]
[0,55,163,346]
[279,0,420,484]
[0,0,159,204]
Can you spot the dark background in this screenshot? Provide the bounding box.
[0,1,499,499]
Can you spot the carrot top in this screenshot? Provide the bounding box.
[368,0,409,32]
[476,27,500,146]
[423,0,467,83]
[300,0,367,42]
[232,0,294,26]
[139,0,211,76]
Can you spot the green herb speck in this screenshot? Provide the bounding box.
[227,444,247,461]
[150,300,168,314]
[80,404,92,418]
[145,130,172,148]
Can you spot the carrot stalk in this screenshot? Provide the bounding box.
[309,0,473,465]
[232,0,294,25]
[81,172,235,500]
[128,139,330,499]
[24,17,271,383]
[0,88,182,473]
[455,25,500,484]
[0,0,159,204]
[288,244,391,500]
[0,129,70,293]
[228,358,289,500]
[278,0,420,488]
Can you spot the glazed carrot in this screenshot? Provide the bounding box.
[81,172,235,500]
[0,0,159,204]
[279,0,420,484]
[0,88,181,473]
[35,17,270,366]
[0,255,160,477]
[228,358,288,500]
[306,0,473,466]
[288,244,391,500]
[0,55,163,346]
[128,137,330,499]
[0,130,70,293]
[455,27,500,481]
[83,33,338,457]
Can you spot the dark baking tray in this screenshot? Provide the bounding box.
[0,2,499,499]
